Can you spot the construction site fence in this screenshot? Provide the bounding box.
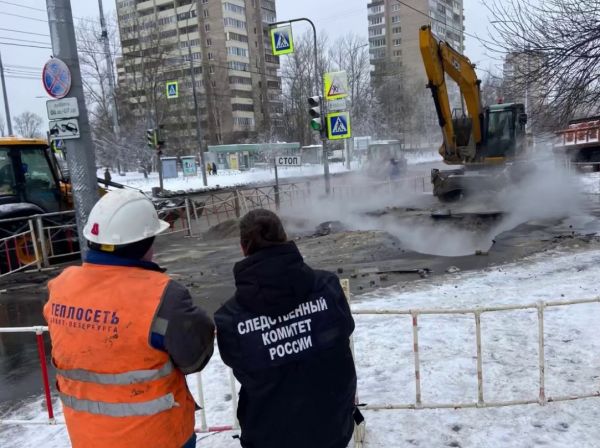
[0,211,78,279]
[3,294,600,447]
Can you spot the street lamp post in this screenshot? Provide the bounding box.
[185,1,208,186]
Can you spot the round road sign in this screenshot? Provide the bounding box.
[42,58,72,99]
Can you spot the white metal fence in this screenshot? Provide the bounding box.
[3,293,600,446]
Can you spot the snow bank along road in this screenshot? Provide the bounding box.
[3,245,600,447]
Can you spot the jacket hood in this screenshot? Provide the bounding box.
[233,241,316,316]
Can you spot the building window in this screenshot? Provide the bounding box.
[392,26,401,34]
[229,75,253,85]
[391,15,400,23]
[157,16,174,26]
[369,27,384,37]
[370,38,386,47]
[205,23,210,32]
[264,54,279,63]
[206,38,212,46]
[223,2,245,14]
[209,65,214,74]
[177,10,196,21]
[368,5,382,14]
[262,12,276,23]
[392,4,400,11]
[228,32,249,43]
[203,9,209,18]
[208,52,214,60]
[228,60,249,71]
[393,38,401,46]
[369,16,383,26]
[370,48,385,59]
[183,52,202,61]
[227,46,248,57]
[393,50,402,57]
[232,103,255,112]
[180,39,200,48]
[233,117,255,127]
[224,17,247,29]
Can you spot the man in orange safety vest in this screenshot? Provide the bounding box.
[44,189,215,448]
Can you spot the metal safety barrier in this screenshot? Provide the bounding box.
[352,297,600,411]
[4,296,600,446]
[0,326,239,435]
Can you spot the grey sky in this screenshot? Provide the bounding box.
[0,0,497,124]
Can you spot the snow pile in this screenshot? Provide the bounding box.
[4,247,600,446]
[98,163,355,194]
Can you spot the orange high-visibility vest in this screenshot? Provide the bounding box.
[44,264,195,448]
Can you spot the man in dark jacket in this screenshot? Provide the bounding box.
[215,209,358,448]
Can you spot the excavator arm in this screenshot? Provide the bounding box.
[419,25,483,164]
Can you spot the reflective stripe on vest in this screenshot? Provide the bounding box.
[59,392,176,417]
[56,360,174,385]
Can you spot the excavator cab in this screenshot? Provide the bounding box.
[0,138,67,220]
[483,103,527,159]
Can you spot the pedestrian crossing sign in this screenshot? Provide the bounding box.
[270,26,294,56]
[327,112,351,140]
[166,81,179,99]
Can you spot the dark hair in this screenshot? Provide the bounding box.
[239,209,287,255]
[88,237,155,260]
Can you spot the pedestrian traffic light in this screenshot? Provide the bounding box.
[308,96,323,132]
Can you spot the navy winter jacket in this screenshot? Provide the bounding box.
[215,242,357,448]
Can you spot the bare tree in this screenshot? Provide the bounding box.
[76,15,122,169]
[14,112,43,138]
[328,34,373,136]
[486,0,600,128]
[480,71,504,107]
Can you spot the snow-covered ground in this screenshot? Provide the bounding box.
[4,244,600,447]
[579,171,600,195]
[99,151,441,194]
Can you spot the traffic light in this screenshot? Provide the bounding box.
[157,125,166,146]
[146,128,157,149]
[308,95,323,132]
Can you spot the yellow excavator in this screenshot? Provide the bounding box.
[419,25,529,201]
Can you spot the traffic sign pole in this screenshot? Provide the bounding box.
[46,0,99,259]
[269,17,330,195]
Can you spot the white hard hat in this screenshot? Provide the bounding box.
[83,189,170,245]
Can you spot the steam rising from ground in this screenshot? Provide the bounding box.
[282,152,587,257]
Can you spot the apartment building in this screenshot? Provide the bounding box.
[367,0,464,86]
[115,0,283,151]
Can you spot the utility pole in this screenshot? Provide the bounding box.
[97,0,120,144]
[188,43,208,187]
[46,0,99,259]
[0,51,13,135]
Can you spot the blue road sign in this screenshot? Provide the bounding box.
[270,26,294,55]
[166,81,179,99]
[327,112,351,140]
[42,58,72,99]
